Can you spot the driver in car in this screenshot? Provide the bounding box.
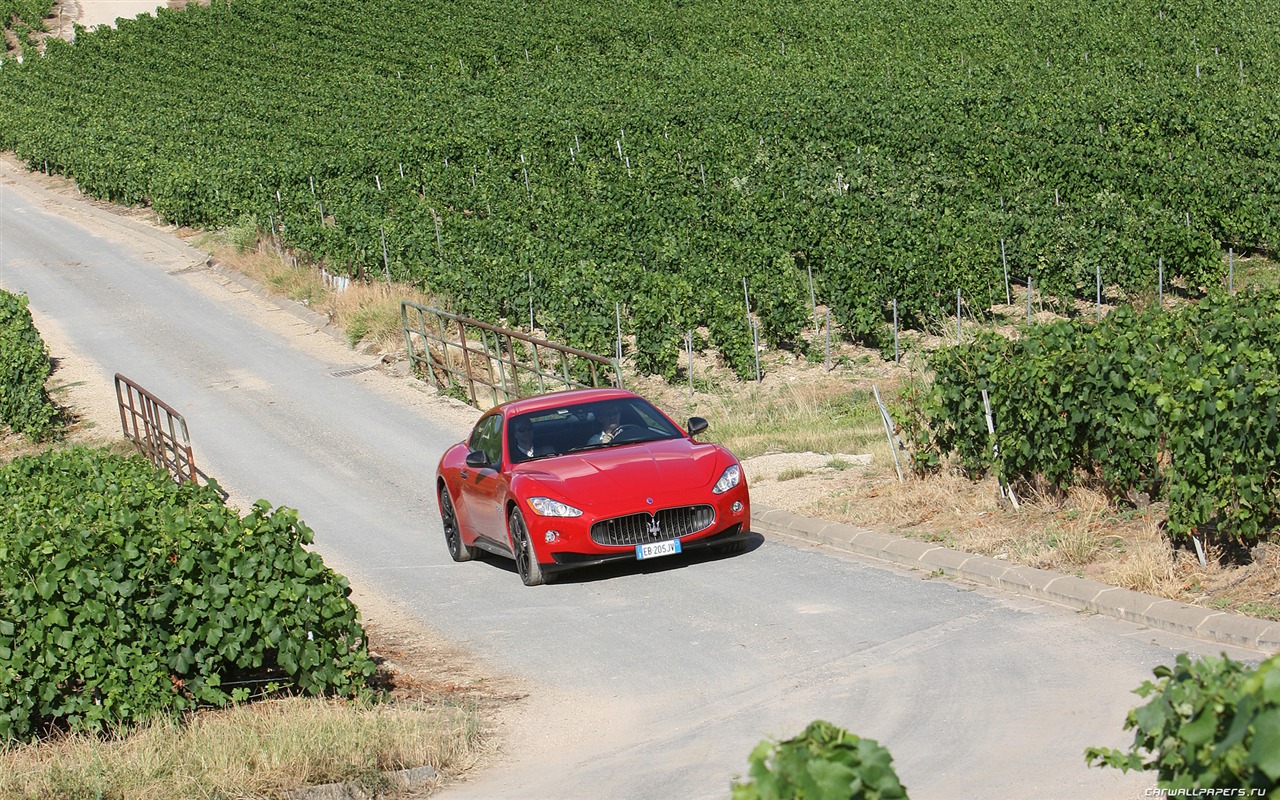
[587,405,624,445]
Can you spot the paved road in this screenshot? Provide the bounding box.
[0,163,1265,799]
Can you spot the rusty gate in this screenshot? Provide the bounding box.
[401,301,620,409]
[114,373,198,484]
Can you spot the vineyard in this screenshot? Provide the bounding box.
[910,288,1280,544]
[0,0,1278,376]
[0,0,50,52]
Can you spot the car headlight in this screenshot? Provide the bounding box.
[527,497,584,517]
[712,464,741,494]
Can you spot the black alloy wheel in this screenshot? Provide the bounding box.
[508,507,546,586]
[441,486,475,562]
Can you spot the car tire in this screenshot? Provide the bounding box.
[440,486,476,562]
[508,507,546,586]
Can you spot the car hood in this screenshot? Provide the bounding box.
[515,438,732,510]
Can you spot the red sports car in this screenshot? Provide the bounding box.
[435,388,752,585]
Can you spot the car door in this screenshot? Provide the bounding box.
[458,413,509,549]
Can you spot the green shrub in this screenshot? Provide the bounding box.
[0,0,51,33]
[1086,652,1280,791]
[0,289,61,441]
[733,720,909,800]
[0,446,377,743]
[910,289,1280,544]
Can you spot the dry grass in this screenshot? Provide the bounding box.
[645,375,891,463]
[194,230,440,354]
[0,698,481,800]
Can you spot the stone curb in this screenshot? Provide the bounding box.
[753,505,1280,654]
[284,765,438,800]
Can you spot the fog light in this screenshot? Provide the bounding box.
[544,530,561,544]
[731,501,743,514]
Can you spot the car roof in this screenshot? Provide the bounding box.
[498,387,638,417]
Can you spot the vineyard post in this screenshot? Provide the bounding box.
[1158,257,1164,307]
[615,302,622,365]
[686,330,694,399]
[1026,276,1032,327]
[528,272,534,332]
[375,175,382,191]
[752,319,762,383]
[893,299,899,364]
[430,208,442,257]
[380,226,391,284]
[956,289,962,344]
[1001,239,1011,305]
[1228,248,1234,294]
[872,385,904,483]
[982,389,1019,509]
[1096,264,1102,321]
[808,264,817,332]
[825,310,832,371]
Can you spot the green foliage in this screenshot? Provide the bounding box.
[892,377,940,477]
[0,0,1275,374]
[1155,294,1280,541]
[225,213,260,252]
[0,447,377,743]
[1086,652,1280,792]
[0,0,50,34]
[910,289,1280,544]
[0,289,61,441]
[733,720,909,800]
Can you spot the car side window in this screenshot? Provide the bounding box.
[468,415,503,466]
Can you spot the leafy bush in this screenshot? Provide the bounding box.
[910,289,1280,543]
[732,720,909,800]
[0,288,61,441]
[0,0,51,33]
[1086,652,1280,792]
[0,446,376,743]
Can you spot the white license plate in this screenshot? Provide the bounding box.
[636,539,682,560]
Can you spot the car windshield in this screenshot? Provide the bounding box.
[508,397,684,462]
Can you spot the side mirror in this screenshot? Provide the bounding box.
[687,417,709,436]
[465,450,489,468]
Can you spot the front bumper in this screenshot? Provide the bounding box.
[524,489,752,574]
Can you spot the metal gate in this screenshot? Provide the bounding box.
[402,301,620,409]
[114,373,198,484]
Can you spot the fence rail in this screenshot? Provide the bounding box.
[114,373,197,484]
[402,301,620,409]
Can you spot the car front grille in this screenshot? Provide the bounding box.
[590,505,716,547]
